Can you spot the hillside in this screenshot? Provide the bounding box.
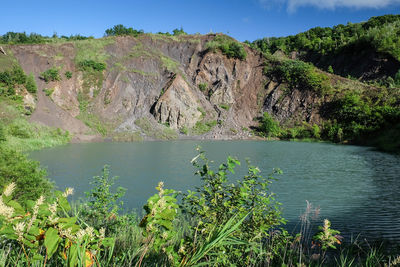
[0,19,399,152]
[251,14,400,84]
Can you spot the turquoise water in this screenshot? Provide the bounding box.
[30,141,400,243]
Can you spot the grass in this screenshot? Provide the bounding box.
[0,97,70,152]
[134,117,178,140]
[160,54,180,73]
[77,112,109,136]
[73,37,115,65]
[190,120,217,135]
[0,48,18,72]
[112,131,143,142]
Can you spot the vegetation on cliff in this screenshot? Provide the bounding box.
[252,14,400,83]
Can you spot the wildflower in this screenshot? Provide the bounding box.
[161,231,169,239]
[0,198,14,221]
[27,195,45,231]
[158,181,164,197]
[76,229,86,241]
[178,245,185,254]
[99,228,105,239]
[48,201,59,224]
[62,187,74,198]
[60,228,74,240]
[13,222,25,241]
[85,226,94,238]
[3,182,16,197]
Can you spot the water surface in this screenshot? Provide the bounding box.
[30,141,400,243]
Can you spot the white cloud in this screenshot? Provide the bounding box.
[258,0,400,12]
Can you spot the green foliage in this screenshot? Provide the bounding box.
[313,219,341,250]
[265,59,330,95]
[104,24,144,37]
[0,32,46,44]
[258,112,281,137]
[65,71,73,79]
[182,149,285,265]
[0,65,28,94]
[198,83,207,92]
[0,146,52,204]
[140,182,180,265]
[206,35,247,60]
[25,74,37,93]
[172,27,187,36]
[0,184,113,266]
[43,88,54,96]
[191,120,217,135]
[40,67,61,83]
[252,14,400,74]
[219,103,230,110]
[328,65,334,74]
[85,165,126,221]
[78,59,107,72]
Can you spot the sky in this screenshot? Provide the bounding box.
[1,0,400,42]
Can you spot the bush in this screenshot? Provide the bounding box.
[182,149,285,265]
[206,35,247,60]
[40,67,61,83]
[198,83,207,92]
[104,24,144,37]
[266,59,330,96]
[0,146,52,204]
[78,59,106,72]
[65,71,73,79]
[25,73,37,93]
[258,112,281,137]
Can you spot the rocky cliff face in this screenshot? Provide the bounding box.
[7,34,340,141]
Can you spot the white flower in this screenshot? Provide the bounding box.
[3,182,16,197]
[85,226,94,238]
[62,188,74,198]
[99,228,105,239]
[13,222,25,241]
[0,198,14,221]
[76,229,86,241]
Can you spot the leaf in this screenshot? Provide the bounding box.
[7,200,24,214]
[58,196,71,212]
[68,243,79,267]
[44,227,61,258]
[32,254,44,261]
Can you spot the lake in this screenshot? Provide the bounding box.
[30,140,400,244]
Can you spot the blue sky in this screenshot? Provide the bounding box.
[1,0,399,41]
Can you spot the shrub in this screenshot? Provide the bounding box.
[85,165,126,219]
[219,103,230,110]
[265,59,330,95]
[78,59,106,72]
[104,24,144,37]
[0,147,52,204]
[65,71,73,79]
[258,112,281,137]
[40,67,61,83]
[44,88,54,96]
[182,149,285,265]
[11,65,27,85]
[206,35,247,60]
[0,183,113,266]
[172,27,187,36]
[25,74,37,93]
[198,83,207,92]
